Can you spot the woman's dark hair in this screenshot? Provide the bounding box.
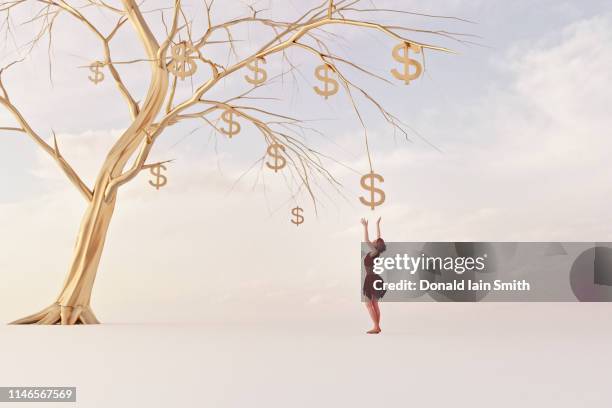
[374,238,386,253]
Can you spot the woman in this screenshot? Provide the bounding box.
[361,217,387,334]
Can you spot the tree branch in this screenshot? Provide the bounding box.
[0,77,93,201]
[43,0,140,119]
[103,0,182,198]
[0,127,24,133]
[152,1,457,206]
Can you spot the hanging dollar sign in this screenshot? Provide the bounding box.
[265,143,286,172]
[149,164,167,190]
[88,61,105,85]
[168,41,198,80]
[313,64,339,99]
[291,206,304,226]
[391,42,423,85]
[359,171,386,210]
[245,58,267,85]
[220,109,241,138]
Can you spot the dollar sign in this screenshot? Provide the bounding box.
[220,109,241,138]
[391,42,423,85]
[291,206,304,226]
[313,64,339,99]
[168,41,198,80]
[149,164,168,190]
[88,61,105,85]
[359,171,386,210]
[265,143,287,172]
[245,58,267,85]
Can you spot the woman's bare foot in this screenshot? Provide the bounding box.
[366,328,381,334]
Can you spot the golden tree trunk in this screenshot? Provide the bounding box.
[10,184,116,324]
[57,189,117,323]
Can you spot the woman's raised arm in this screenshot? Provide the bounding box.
[361,218,375,250]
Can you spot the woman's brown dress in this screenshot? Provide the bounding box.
[362,252,386,300]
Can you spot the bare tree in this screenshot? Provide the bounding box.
[0,0,464,324]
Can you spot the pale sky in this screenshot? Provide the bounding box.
[1,0,611,322]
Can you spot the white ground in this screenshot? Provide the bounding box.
[1,303,611,408]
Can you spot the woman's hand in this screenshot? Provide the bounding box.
[360,218,368,227]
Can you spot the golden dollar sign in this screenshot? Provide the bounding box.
[265,143,287,172]
[245,58,267,85]
[220,109,241,138]
[291,206,304,226]
[359,171,386,210]
[391,42,423,85]
[88,61,105,85]
[149,164,168,190]
[313,64,339,99]
[168,41,198,80]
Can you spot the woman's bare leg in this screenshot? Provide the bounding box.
[365,301,378,332]
[369,299,382,333]
[366,299,381,334]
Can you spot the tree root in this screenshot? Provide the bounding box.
[10,303,100,325]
